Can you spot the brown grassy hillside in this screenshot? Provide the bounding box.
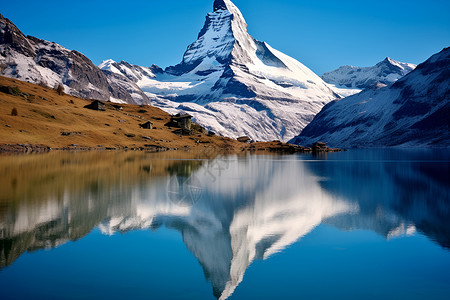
[0,76,241,151]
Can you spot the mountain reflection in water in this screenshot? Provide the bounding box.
[0,150,449,299]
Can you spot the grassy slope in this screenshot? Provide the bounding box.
[0,76,241,150]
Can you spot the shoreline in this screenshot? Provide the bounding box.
[0,142,342,155]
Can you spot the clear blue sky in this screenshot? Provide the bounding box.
[2,0,449,74]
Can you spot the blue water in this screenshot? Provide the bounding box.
[0,149,449,299]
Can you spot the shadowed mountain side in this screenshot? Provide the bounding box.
[291,47,450,148]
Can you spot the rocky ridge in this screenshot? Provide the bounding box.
[0,14,149,105]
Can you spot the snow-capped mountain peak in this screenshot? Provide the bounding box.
[377,57,416,76]
[99,59,121,74]
[132,0,339,142]
[383,57,399,66]
[98,59,156,82]
[168,0,255,75]
[98,59,116,69]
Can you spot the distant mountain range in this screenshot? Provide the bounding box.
[0,0,447,146]
[291,47,450,148]
[323,57,416,97]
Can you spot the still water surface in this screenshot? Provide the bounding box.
[0,149,449,299]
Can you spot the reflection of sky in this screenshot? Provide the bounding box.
[0,150,449,300]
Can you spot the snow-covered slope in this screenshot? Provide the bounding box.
[99,59,162,82]
[0,14,149,104]
[103,0,339,142]
[322,57,416,97]
[291,47,450,148]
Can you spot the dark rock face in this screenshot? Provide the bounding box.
[149,64,164,75]
[213,0,229,11]
[165,4,235,78]
[102,70,150,105]
[255,40,287,69]
[0,14,149,104]
[291,47,450,148]
[213,66,257,98]
[0,14,35,57]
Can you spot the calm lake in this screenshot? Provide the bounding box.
[0,149,449,300]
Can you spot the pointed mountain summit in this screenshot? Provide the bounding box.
[162,0,334,101]
[213,0,229,11]
[121,0,339,142]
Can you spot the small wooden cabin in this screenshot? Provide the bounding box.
[84,100,106,111]
[171,113,193,131]
[139,121,153,129]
